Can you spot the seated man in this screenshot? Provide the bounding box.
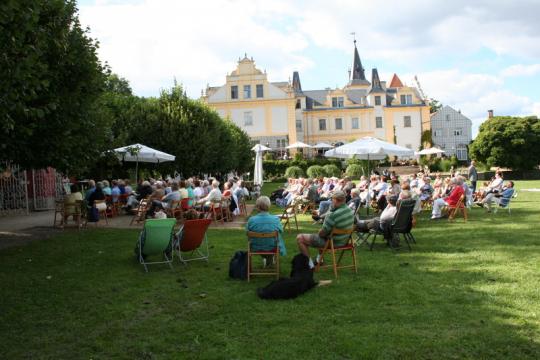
[356,195,398,233]
[296,191,354,269]
[481,181,515,212]
[431,177,465,219]
[246,196,286,266]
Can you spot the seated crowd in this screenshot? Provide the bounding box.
[66,176,252,223]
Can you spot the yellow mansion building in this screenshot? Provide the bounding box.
[202,42,430,152]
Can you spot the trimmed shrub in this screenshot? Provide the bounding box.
[345,164,363,178]
[323,164,341,177]
[306,165,326,179]
[284,166,305,178]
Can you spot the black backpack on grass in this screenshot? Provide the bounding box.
[229,251,247,280]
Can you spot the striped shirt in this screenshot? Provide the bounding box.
[322,204,354,246]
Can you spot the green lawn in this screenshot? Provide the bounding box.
[1,182,539,359]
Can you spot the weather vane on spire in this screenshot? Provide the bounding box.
[350,32,356,45]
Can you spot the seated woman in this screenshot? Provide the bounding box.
[64,184,83,223]
[87,181,106,222]
[246,196,286,266]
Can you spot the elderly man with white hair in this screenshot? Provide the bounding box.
[431,177,465,219]
[198,180,222,210]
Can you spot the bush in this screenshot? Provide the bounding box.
[284,166,305,178]
[294,152,304,161]
[264,152,274,161]
[345,164,363,178]
[323,164,341,177]
[306,165,326,178]
[439,159,452,172]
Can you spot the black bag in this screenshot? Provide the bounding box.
[229,251,247,280]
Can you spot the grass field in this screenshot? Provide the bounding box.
[1,181,539,359]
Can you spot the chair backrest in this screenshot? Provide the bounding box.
[180,219,212,252]
[142,218,176,255]
[247,231,279,251]
[391,199,416,232]
[181,197,191,210]
[329,228,354,244]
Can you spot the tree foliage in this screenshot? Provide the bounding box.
[469,116,540,170]
[429,98,443,114]
[323,164,341,177]
[284,166,304,178]
[306,165,326,178]
[0,0,109,172]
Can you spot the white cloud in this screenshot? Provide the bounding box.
[501,64,540,77]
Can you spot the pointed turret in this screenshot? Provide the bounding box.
[292,71,303,95]
[349,40,370,86]
[369,68,385,93]
[389,73,404,88]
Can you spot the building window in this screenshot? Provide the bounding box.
[375,96,381,106]
[256,84,264,98]
[332,97,344,108]
[446,114,450,121]
[457,148,468,160]
[277,139,287,148]
[335,118,343,130]
[454,129,463,136]
[243,85,251,99]
[434,129,442,137]
[243,111,253,126]
[231,85,238,99]
[375,116,383,128]
[405,144,412,149]
[404,116,411,128]
[319,119,326,131]
[351,117,359,129]
[400,94,412,105]
[296,119,302,131]
[296,99,301,109]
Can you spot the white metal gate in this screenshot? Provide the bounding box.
[0,162,29,215]
[30,168,64,211]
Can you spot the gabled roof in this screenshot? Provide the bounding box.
[389,73,404,88]
[349,41,370,86]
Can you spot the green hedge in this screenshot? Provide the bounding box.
[323,164,341,177]
[284,166,305,178]
[345,164,363,178]
[263,158,342,179]
[306,165,326,178]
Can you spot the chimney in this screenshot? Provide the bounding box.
[488,109,494,119]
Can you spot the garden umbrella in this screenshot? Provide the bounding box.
[251,144,271,187]
[113,143,175,183]
[324,136,414,173]
[415,147,445,156]
[286,141,312,149]
[312,142,334,149]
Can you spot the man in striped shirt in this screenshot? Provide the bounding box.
[296,190,354,269]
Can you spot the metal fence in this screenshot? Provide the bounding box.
[0,163,64,216]
[0,162,29,215]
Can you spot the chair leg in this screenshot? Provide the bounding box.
[330,243,338,279]
[275,252,280,280]
[247,250,251,282]
[351,246,358,273]
[293,215,298,231]
[369,233,377,251]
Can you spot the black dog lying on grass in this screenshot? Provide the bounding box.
[257,253,331,300]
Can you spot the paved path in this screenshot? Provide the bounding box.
[0,205,254,250]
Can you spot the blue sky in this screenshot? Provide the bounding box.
[77,0,540,136]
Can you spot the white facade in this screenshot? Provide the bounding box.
[431,105,473,160]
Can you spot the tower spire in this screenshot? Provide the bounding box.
[349,39,369,86]
[369,68,384,93]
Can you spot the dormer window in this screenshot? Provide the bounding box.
[400,94,412,105]
[332,97,344,108]
[375,96,381,106]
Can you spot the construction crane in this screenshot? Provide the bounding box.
[414,75,428,102]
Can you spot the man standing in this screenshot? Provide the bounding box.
[296,191,354,269]
[468,160,478,193]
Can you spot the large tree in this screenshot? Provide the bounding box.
[0,0,108,172]
[469,116,540,170]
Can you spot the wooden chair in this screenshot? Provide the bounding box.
[94,199,109,224]
[246,231,280,282]
[53,199,65,228]
[221,197,233,222]
[208,200,224,224]
[130,198,149,226]
[315,228,357,279]
[301,200,317,215]
[171,198,191,222]
[448,194,467,221]
[238,196,248,217]
[277,202,299,233]
[166,200,181,219]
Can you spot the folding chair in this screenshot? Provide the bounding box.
[246,231,280,282]
[137,218,176,272]
[53,199,65,228]
[493,190,517,215]
[238,196,248,217]
[207,200,224,224]
[277,202,298,233]
[175,219,212,264]
[130,198,149,225]
[363,198,416,251]
[448,194,467,221]
[315,228,357,279]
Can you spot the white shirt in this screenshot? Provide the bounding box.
[380,205,397,223]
